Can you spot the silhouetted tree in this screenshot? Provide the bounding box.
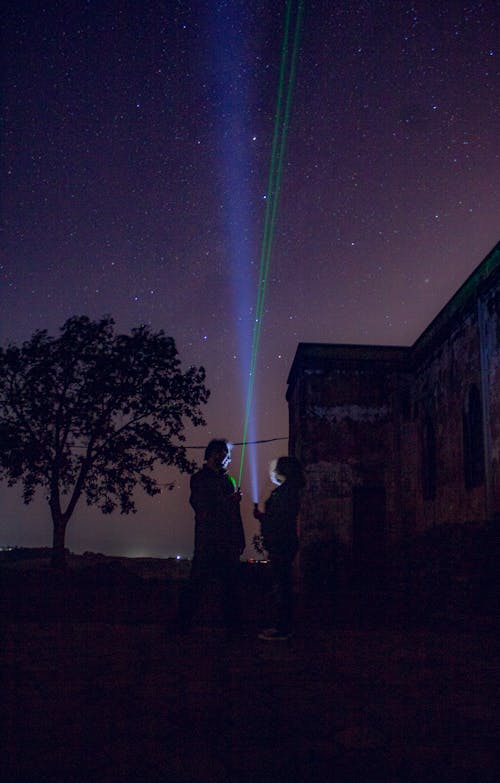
[0,316,209,567]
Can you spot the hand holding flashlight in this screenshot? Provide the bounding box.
[232,486,242,503]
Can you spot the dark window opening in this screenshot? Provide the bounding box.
[463,384,485,489]
[422,416,436,500]
[400,387,411,420]
[352,486,386,586]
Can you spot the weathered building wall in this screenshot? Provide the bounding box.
[287,242,499,561]
[408,250,500,529]
[481,283,500,520]
[287,347,411,553]
[411,309,486,529]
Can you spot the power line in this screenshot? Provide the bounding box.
[186,436,288,450]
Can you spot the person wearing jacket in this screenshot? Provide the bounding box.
[182,439,245,630]
[253,455,304,640]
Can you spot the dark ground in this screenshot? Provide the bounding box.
[1,559,499,783]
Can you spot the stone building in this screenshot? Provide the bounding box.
[287,242,499,571]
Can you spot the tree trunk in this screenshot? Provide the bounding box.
[51,516,68,569]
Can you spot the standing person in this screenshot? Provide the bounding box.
[181,439,245,630]
[253,456,305,641]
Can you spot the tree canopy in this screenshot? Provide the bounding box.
[0,316,210,565]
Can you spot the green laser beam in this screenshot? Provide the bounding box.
[239,0,303,484]
[238,0,304,487]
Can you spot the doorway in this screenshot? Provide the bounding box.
[352,486,387,585]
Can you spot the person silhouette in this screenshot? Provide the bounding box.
[253,456,305,640]
[181,439,245,630]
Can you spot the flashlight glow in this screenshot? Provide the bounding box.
[207,4,262,501]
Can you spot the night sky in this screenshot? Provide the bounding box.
[1,1,499,557]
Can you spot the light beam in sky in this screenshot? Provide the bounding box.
[207,4,259,496]
[238,0,304,498]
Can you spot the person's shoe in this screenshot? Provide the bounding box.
[258,628,291,641]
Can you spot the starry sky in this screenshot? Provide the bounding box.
[1,0,499,557]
